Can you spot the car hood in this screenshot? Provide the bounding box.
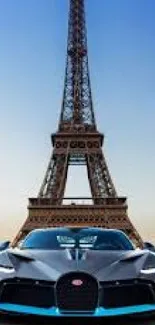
[0,248,154,282]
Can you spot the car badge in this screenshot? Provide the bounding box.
[72,279,83,286]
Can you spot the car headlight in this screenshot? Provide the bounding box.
[0,265,15,273]
[141,268,155,275]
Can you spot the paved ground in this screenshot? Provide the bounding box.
[0,315,155,325]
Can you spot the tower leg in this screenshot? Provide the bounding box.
[39,154,69,204]
[87,151,117,201]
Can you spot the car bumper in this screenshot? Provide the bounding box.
[1,303,155,317]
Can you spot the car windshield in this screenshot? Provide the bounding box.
[21,228,134,251]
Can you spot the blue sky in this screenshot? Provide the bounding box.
[0,0,155,242]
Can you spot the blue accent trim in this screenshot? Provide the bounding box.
[0,303,155,317]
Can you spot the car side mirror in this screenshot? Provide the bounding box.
[143,242,155,252]
[17,240,24,249]
[0,240,10,251]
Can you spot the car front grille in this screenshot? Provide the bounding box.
[0,278,55,308]
[100,280,155,308]
[56,272,98,312]
[1,277,153,312]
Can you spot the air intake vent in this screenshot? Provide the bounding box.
[0,279,55,308]
[101,281,155,308]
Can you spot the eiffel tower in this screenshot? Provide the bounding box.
[13,0,143,247]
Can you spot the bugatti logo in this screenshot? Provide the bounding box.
[72,279,83,286]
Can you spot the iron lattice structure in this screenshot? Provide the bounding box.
[13,0,143,247]
[38,0,116,203]
[59,0,95,126]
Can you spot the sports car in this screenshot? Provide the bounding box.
[0,227,155,318]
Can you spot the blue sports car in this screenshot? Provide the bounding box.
[0,227,155,318]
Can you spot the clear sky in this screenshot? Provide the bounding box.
[0,0,155,243]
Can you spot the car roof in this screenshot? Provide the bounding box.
[29,227,126,235]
